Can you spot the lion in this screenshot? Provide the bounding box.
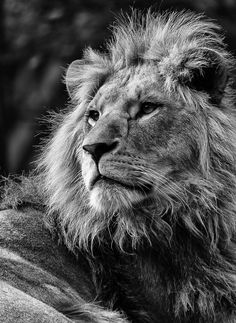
[0,10,236,323]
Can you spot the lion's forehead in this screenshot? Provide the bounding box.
[94,65,166,106]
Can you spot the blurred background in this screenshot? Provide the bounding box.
[1,0,236,176]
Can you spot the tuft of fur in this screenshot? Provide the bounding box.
[0,174,44,211]
[60,303,128,323]
[32,10,236,322]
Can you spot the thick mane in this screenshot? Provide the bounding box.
[110,11,227,66]
[67,10,234,103]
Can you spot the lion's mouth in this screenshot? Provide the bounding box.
[91,174,152,194]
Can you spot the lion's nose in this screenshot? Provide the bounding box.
[83,141,119,164]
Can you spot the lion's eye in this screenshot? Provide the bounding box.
[87,110,99,127]
[140,102,161,115]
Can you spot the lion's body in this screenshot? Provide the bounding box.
[1,10,236,323]
[0,207,96,323]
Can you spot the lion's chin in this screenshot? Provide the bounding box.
[89,183,146,213]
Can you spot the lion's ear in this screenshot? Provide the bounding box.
[66,60,84,99]
[65,49,111,103]
[176,51,228,104]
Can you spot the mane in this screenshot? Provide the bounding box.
[67,10,234,103]
[34,10,236,265]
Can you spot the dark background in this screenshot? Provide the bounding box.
[1,0,236,175]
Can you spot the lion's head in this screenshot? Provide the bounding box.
[39,11,236,253]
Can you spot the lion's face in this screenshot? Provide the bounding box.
[80,64,198,213]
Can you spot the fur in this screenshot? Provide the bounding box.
[2,10,236,323]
